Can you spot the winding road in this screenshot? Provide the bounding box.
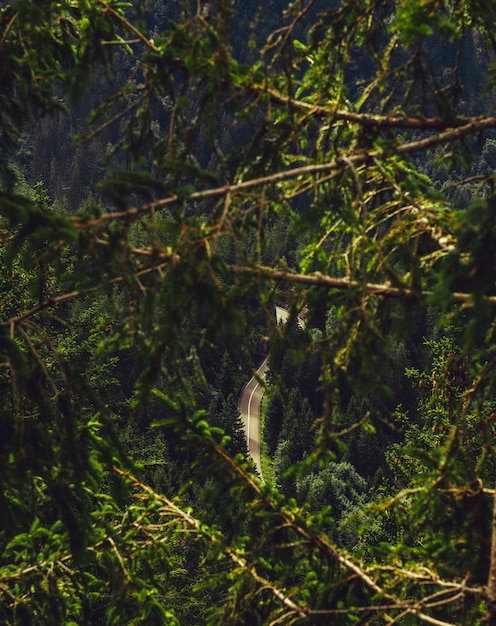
[238,307,289,477]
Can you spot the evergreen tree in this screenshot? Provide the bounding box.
[3,1,496,623]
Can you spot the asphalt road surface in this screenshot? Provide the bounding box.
[238,307,288,477]
[239,357,268,476]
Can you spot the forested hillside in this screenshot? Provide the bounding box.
[3,1,496,624]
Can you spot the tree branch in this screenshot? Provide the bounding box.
[1,261,169,328]
[262,86,496,131]
[97,0,159,53]
[73,114,496,232]
[229,264,496,307]
[486,484,496,625]
[114,467,307,620]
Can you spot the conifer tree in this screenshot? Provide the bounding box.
[3,1,496,623]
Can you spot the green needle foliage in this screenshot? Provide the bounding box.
[3,0,496,623]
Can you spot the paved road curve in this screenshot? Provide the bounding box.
[238,307,288,477]
[238,358,268,476]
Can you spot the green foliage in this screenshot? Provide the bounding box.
[383,335,493,586]
[3,0,496,624]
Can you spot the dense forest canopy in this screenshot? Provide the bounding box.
[3,0,496,623]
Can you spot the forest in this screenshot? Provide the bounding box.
[3,0,496,624]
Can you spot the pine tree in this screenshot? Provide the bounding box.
[3,1,496,623]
